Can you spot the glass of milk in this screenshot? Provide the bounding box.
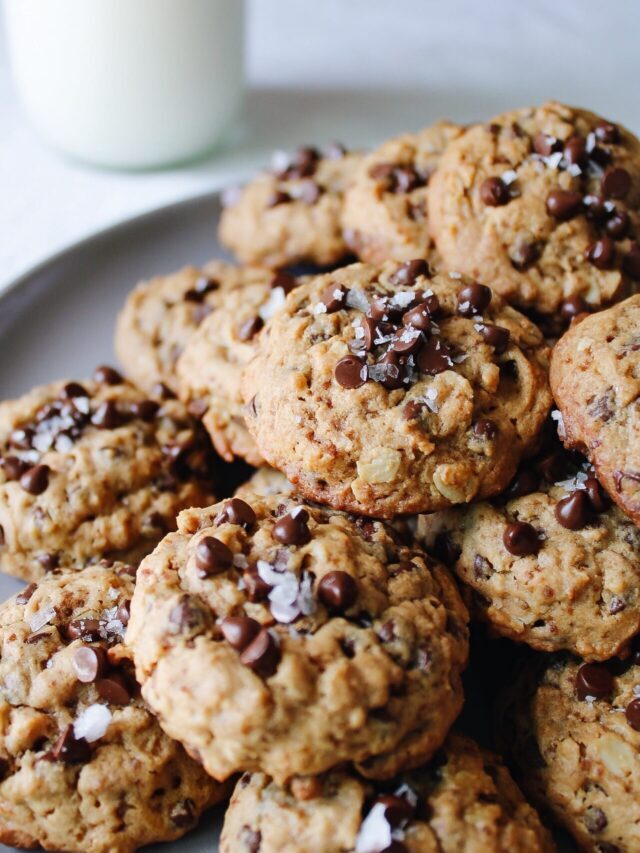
[3,0,245,169]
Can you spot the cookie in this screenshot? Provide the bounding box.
[498,652,640,852]
[220,732,552,853]
[127,492,469,785]
[0,371,217,581]
[424,446,640,660]
[114,260,271,395]
[234,467,295,501]
[177,269,300,465]
[550,295,640,525]
[428,101,640,325]
[241,260,552,517]
[342,122,463,264]
[0,562,226,852]
[218,144,361,268]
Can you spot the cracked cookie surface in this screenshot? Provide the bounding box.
[428,101,640,325]
[0,562,225,853]
[0,372,217,581]
[220,732,552,853]
[242,260,552,517]
[127,493,468,785]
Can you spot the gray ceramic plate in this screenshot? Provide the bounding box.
[0,191,230,852]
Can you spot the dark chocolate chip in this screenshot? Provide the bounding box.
[96,672,131,705]
[601,167,631,199]
[403,400,424,421]
[555,490,593,530]
[374,794,415,827]
[377,350,405,390]
[2,455,29,481]
[62,382,90,400]
[168,595,207,636]
[64,618,102,642]
[502,522,540,556]
[170,799,196,828]
[91,401,125,429]
[480,176,510,206]
[606,210,629,240]
[37,552,59,573]
[221,616,261,651]
[129,400,160,421]
[595,121,620,145]
[151,382,176,400]
[20,464,50,495]
[389,259,430,286]
[625,698,640,731]
[219,498,256,529]
[239,629,280,678]
[390,325,423,355]
[48,725,90,763]
[457,283,492,317]
[584,477,608,512]
[238,316,264,342]
[560,295,590,322]
[478,323,510,353]
[563,135,586,166]
[243,564,272,602]
[575,662,613,700]
[273,509,311,546]
[586,237,615,270]
[16,583,37,605]
[93,365,124,385]
[546,189,583,220]
[195,536,233,577]
[402,302,432,331]
[317,571,358,612]
[510,239,541,271]
[533,132,561,156]
[73,646,108,683]
[320,283,348,313]
[473,419,497,440]
[417,338,453,374]
[335,355,366,389]
[623,243,640,281]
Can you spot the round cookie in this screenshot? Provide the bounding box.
[220,732,552,853]
[241,260,552,517]
[0,562,226,852]
[177,270,300,466]
[424,447,640,660]
[115,260,273,395]
[498,652,640,852]
[428,101,640,324]
[127,492,469,784]
[0,371,217,581]
[342,121,463,264]
[234,467,295,501]
[550,295,640,526]
[218,144,361,268]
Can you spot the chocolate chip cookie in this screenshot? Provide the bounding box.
[498,652,640,852]
[550,295,640,526]
[127,493,469,785]
[0,371,217,581]
[220,732,552,853]
[177,270,300,466]
[0,562,226,852]
[428,102,640,326]
[241,260,552,517]
[115,260,271,395]
[425,446,640,660]
[342,121,463,264]
[218,144,361,268]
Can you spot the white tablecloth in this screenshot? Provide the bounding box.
[1,0,639,291]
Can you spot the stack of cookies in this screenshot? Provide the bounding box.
[1,100,639,852]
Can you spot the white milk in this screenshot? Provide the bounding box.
[4,0,245,168]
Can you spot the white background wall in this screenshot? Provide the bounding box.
[1,0,639,289]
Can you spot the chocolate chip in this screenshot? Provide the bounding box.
[575,662,613,700]
[473,419,498,440]
[37,552,59,572]
[9,427,34,450]
[320,283,348,313]
[586,237,615,270]
[510,239,541,272]
[584,806,608,834]
[152,382,176,400]
[2,455,28,481]
[170,799,196,828]
[560,295,590,322]
[563,135,586,166]
[595,121,620,145]
[433,532,461,566]
[238,316,264,342]
[478,323,510,354]
[93,365,124,385]
[20,464,50,495]
[195,536,233,577]
[267,189,291,207]
[546,189,583,220]
[601,167,631,199]
[64,618,102,642]
[625,698,640,730]
[480,176,510,206]
[389,259,430,286]
[403,400,424,421]
[73,646,108,683]
[243,564,272,602]
[533,132,561,156]
[62,382,90,400]
[584,477,608,512]
[457,283,492,317]
[221,616,261,651]
[555,490,593,530]
[129,400,160,421]
[218,498,256,529]
[91,401,125,429]
[536,451,567,483]
[377,350,405,390]
[273,509,311,546]
[417,338,453,374]
[605,209,628,240]
[14,585,36,610]
[116,601,130,627]
[239,629,280,678]
[335,355,366,389]
[96,672,131,705]
[402,302,432,331]
[48,725,90,763]
[390,325,423,355]
[374,794,415,827]
[317,571,358,612]
[503,522,540,556]
[168,595,207,636]
[623,243,640,281]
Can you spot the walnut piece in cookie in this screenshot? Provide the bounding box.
[127,493,469,785]
[342,121,463,264]
[0,562,226,853]
[498,652,640,853]
[177,269,301,466]
[241,260,552,518]
[218,144,362,268]
[0,371,217,581]
[221,732,553,853]
[428,102,640,327]
[429,446,640,661]
[550,294,640,526]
